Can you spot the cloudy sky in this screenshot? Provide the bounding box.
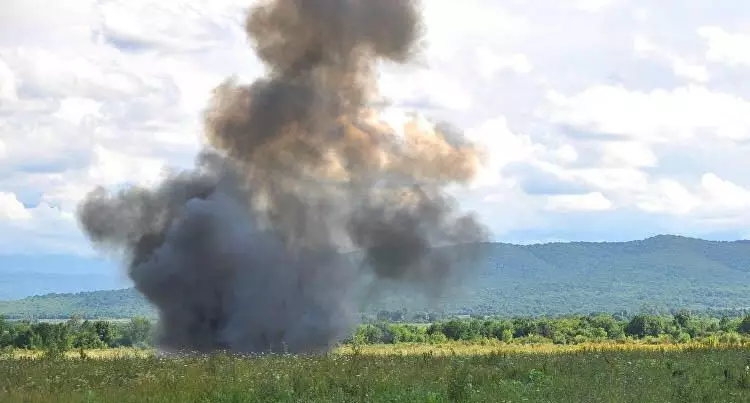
[2,0,750,257]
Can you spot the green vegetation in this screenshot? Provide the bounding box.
[3,312,749,353]
[3,235,748,401]
[352,312,750,346]
[1,348,749,402]
[3,235,749,319]
[0,316,153,354]
[0,289,155,319]
[2,313,749,402]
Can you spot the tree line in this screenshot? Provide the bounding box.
[350,311,750,345]
[2,312,749,351]
[0,316,152,352]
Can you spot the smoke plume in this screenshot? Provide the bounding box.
[77,0,488,354]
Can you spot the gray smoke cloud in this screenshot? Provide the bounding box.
[76,0,489,354]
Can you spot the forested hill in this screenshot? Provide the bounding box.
[1,235,749,319]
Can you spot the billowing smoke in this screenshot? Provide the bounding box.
[76,0,488,354]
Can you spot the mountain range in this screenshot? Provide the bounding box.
[1,235,748,318]
[0,254,130,301]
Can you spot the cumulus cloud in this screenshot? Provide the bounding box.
[0,191,89,255]
[599,141,658,168]
[548,85,750,142]
[573,0,618,13]
[545,192,613,212]
[0,193,31,221]
[633,35,709,83]
[698,26,750,67]
[3,0,750,256]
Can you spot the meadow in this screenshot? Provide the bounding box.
[2,314,750,401]
[1,343,749,402]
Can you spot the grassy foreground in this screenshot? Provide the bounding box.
[1,345,749,402]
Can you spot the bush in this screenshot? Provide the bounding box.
[626,315,667,338]
[739,316,750,335]
[719,332,743,346]
[676,332,692,343]
[702,335,719,347]
[552,334,568,345]
[572,335,589,344]
[500,329,513,343]
[514,335,553,345]
[427,332,448,344]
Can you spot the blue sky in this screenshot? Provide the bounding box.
[2,0,750,257]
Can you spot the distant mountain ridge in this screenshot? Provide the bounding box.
[1,235,749,318]
[0,254,130,300]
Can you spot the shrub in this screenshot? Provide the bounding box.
[739,316,750,335]
[719,332,743,346]
[500,329,513,343]
[676,332,692,344]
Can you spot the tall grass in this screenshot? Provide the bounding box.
[1,345,748,402]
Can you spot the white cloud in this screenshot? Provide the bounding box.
[0,190,91,255]
[633,35,709,83]
[475,49,533,77]
[670,59,710,83]
[0,0,97,47]
[3,0,750,255]
[87,145,167,187]
[423,1,529,51]
[379,68,474,111]
[550,165,649,194]
[95,0,245,53]
[473,184,547,239]
[0,57,17,101]
[636,179,700,215]
[0,192,31,220]
[0,209,89,256]
[573,0,617,13]
[548,85,750,142]
[545,192,613,212]
[600,141,657,168]
[698,26,750,67]
[464,117,539,188]
[635,173,750,221]
[53,97,102,125]
[698,173,750,215]
[554,144,578,163]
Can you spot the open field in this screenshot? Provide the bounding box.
[2,338,748,360]
[1,344,748,402]
[339,338,750,356]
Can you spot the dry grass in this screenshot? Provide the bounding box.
[337,339,748,356]
[1,347,152,360]
[2,338,746,361]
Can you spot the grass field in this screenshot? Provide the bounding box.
[1,344,749,402]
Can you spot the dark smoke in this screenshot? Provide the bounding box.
[76,0,489,354]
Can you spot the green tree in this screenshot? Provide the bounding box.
[501,329,513,343]
[440,320,475,341]
[625,315,666,338]
[739,316,750,335]
[358,324,385,344]
[673,310,692,328]
[72,321,105,349]
[0,316,13,347]
[121,317,152,347]
[12,323,33,349]
[512,318,538,338]
[93,321,119,347]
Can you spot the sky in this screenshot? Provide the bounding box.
[2,0,750,257]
